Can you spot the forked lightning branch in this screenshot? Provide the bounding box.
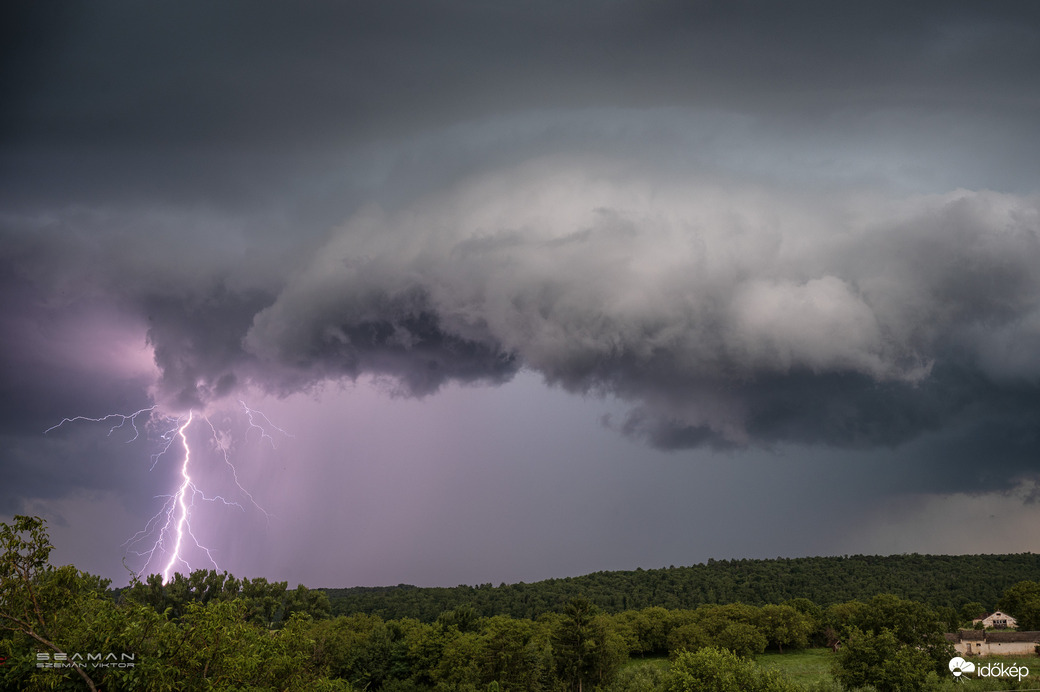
[44,401,286,582]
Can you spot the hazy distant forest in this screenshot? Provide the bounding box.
[5,516,1040,691]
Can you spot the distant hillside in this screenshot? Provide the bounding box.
[322,553,1040,621]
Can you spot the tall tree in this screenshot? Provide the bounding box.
[0,516,100,692]
[833,628,934,692]
[553,597,625,692]
[997,581,1040,630]
[756,604,812,653]
[555,597,598,692]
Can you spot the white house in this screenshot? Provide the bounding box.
[973,611,1018,629]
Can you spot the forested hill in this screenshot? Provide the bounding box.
[322,553,1040,621]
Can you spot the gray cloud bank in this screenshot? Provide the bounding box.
[3,0,1040,502]
[243,178,1040,456]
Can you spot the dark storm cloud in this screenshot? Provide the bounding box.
[253,284,519,397]
[0,427,170,517]
[143,287,276,409]
[4,0,1040,205]
[241,180,1040,492]
[3,0,1040,515]
[145,279,519,406]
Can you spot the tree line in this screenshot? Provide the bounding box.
[6,516,1040,691]
[322,553,1040,621]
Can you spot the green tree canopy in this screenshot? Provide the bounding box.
[668,646,795,692]
[997,581,1040,630]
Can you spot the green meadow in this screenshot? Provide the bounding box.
[619,650,838,688]
[756,648,836,687]
[625,650,1040,691]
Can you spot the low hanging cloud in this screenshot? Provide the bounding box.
[10,155,1035,465]
[186,162,1040,455]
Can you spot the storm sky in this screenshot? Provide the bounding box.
[3,0,1040,588]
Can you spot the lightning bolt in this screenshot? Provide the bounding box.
[45,401,286,583]
[160,411,200,582]
[241,400,293,447]
[44,406,157,441]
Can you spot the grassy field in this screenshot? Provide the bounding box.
[623,650,1040,690]
[619,650,837,684]
[754,649,1040,690]
[756,648,835,686]
[620,655,670,672]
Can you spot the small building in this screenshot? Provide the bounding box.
[973,611,1017,629]
[947,629,1040,656]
